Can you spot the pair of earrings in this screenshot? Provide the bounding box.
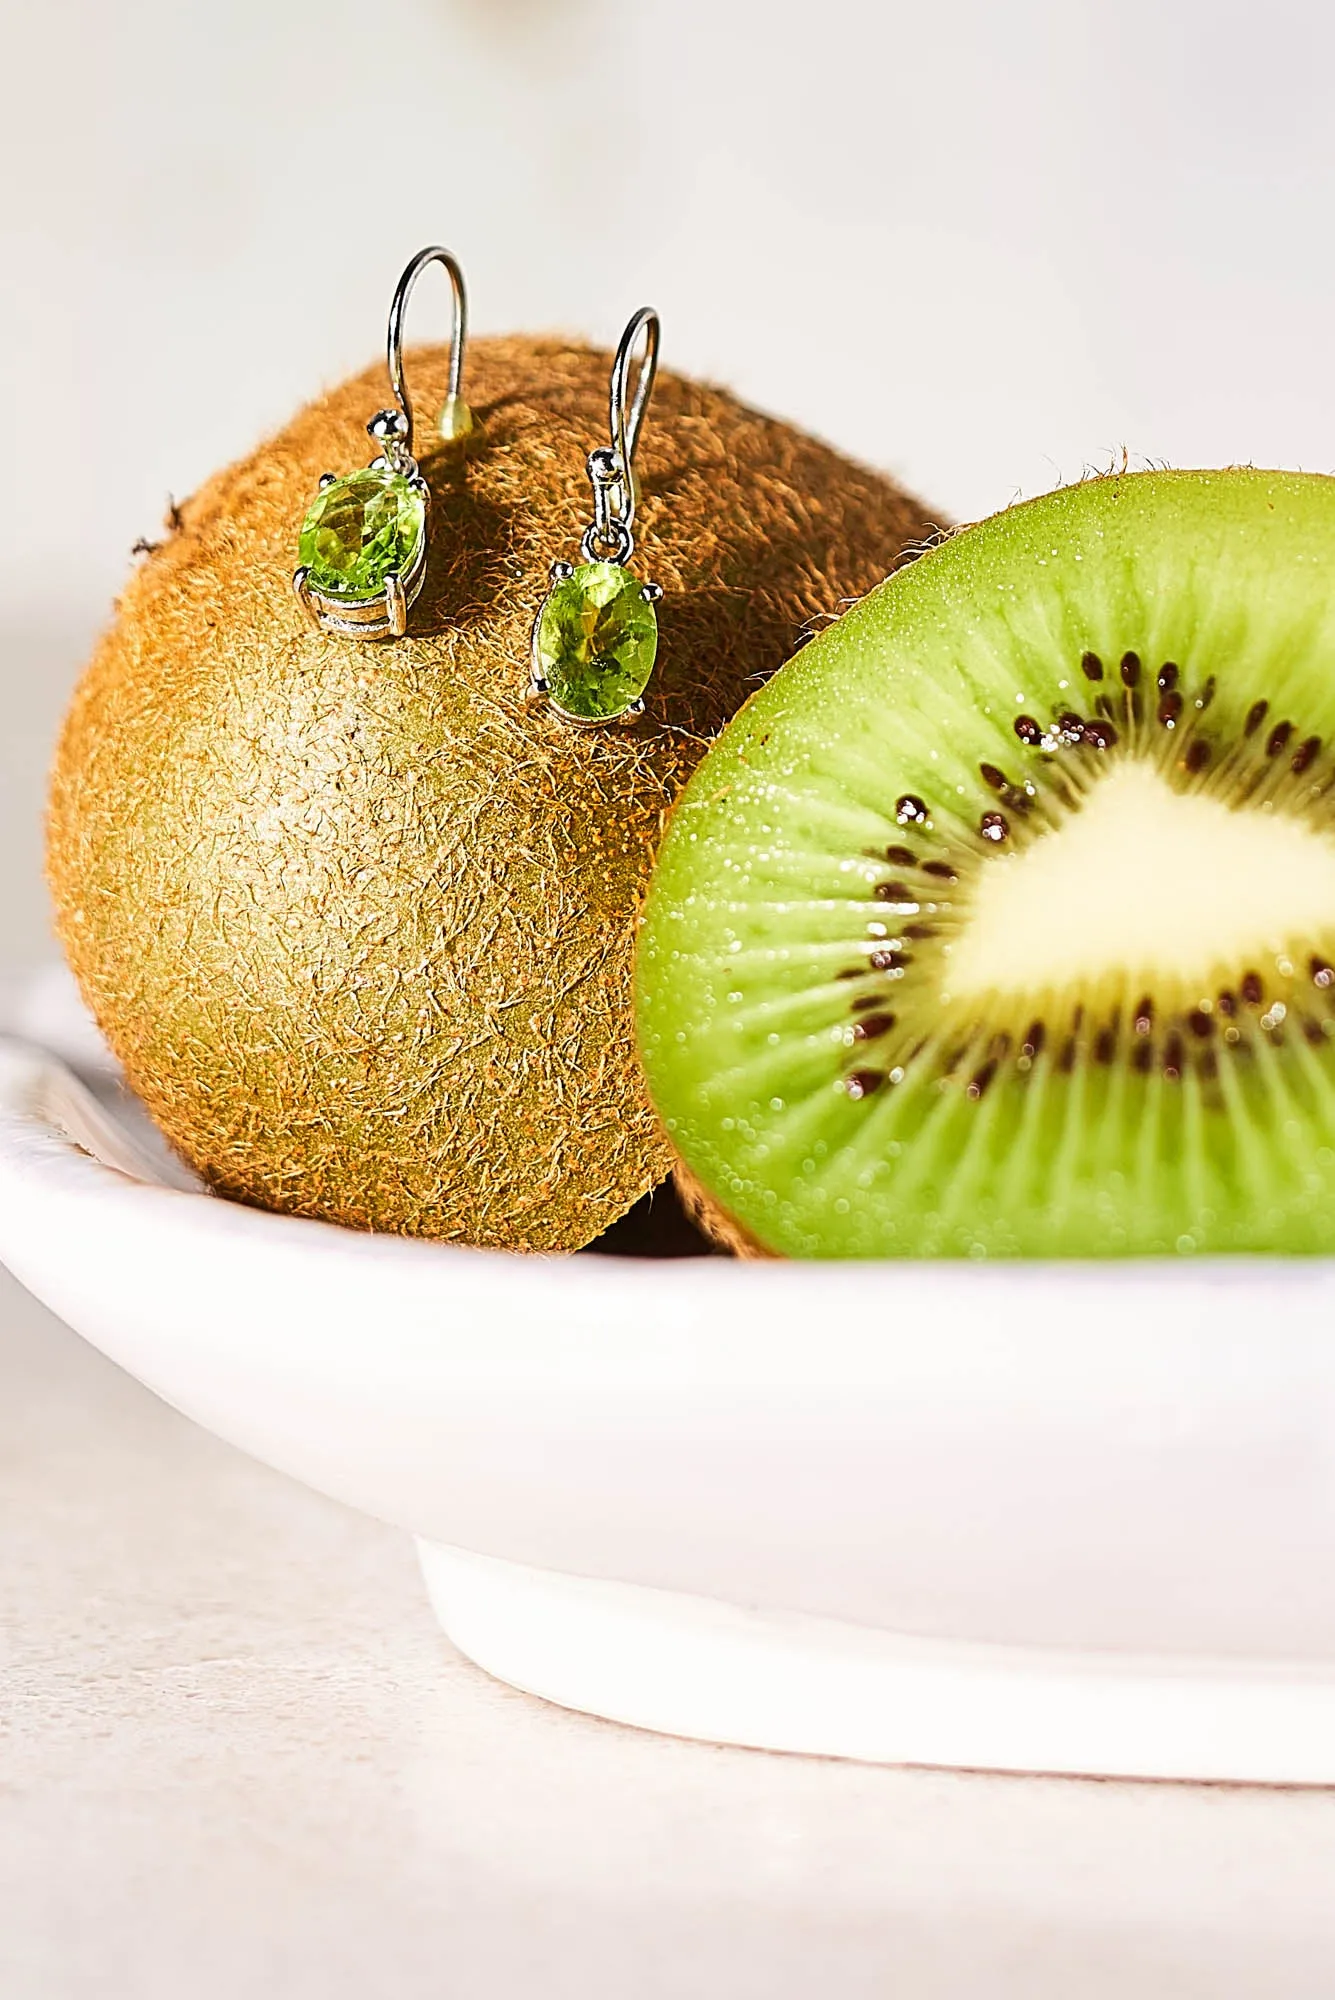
[292,246,663,729]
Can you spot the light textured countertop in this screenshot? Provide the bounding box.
[3,1260,1335,1998]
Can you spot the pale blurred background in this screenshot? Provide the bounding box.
[6,0,1335,962]
[7,5,1335,1993]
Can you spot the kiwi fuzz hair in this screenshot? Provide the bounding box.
[48,335,941,1252]
[637,468,1335,1260]
[673,1158,771,1259]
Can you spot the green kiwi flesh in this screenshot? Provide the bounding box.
[635,469,1335,1258]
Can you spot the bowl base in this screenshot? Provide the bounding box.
[418,1542,1335,1784]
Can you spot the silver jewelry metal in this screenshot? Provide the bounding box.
[529,307,663,726]
[581,303,657,565]
[293,245,469,641]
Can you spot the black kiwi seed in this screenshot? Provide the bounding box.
[845,1069,883,1100]
[839,612,1335,1154]
[967,1060,997,1100]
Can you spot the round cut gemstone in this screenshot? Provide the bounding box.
[535,561,658,721]
[298,468,424,598]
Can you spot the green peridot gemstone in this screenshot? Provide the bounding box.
[535,561,658,721]
[298,468,425,598]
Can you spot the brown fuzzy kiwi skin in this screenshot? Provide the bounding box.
[672,1161,773,1261]
[48,335,940,1252]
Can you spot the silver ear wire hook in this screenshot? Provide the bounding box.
[609,304,659,534]
[385,245,471,463]
[584,306,659,564]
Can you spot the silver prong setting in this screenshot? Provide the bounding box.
[318,471,338,491]
[292,509,427,640]
[384,571,407,639]
[640,580,663,603]
[292,566,323,633]
[549,559,575,585]
[619,698,647,726]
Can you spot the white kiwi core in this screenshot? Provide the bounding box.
[945,761,1335,1001]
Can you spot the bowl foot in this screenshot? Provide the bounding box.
[417,1541,1335,1783]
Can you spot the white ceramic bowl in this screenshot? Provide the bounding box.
[3,968,1335,1784]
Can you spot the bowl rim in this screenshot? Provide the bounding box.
[5,1028,1334,1290]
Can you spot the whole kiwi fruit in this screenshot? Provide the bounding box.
[49,335,939,1251]
[636,468,1335,1259]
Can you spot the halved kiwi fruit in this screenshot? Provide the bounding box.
[636,468,1335,1258]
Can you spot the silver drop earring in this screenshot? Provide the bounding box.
[292,245,472,640]
[529,307,663,725]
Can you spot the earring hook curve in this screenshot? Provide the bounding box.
[385,245,469,461]
[607,306,659,537]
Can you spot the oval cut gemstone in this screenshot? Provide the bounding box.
[535,561,658,721]
[298,468,424,598]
